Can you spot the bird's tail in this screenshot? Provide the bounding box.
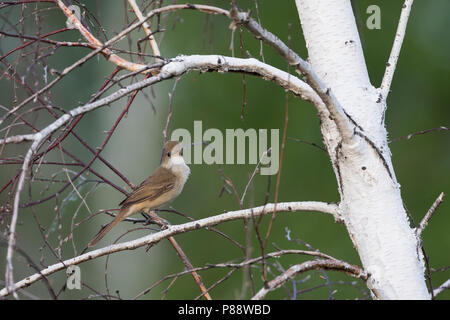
[88,207,132,247]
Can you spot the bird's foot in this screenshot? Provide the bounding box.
[141,210,169,229]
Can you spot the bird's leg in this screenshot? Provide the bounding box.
[142,209,169,229]
[140,211,151,222]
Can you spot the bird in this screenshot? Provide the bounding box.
[88,140,190,247]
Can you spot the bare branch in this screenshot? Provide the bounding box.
[230,6,354,143]
[0,133,36,145]
[252,259,367,300]
[433,278,450,297]
[389,126,449,143]
[134,249,339,299]
[416,192,444,237]
[380,0,414,101]
[127,0,161,61]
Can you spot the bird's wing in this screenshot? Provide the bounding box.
[119,167,176,207]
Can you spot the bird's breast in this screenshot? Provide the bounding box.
[171,162,190,187]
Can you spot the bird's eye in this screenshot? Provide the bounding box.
[180,149,183,156]
[167,152,171,157]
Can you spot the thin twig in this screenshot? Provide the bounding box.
[163,77,181,143]
[433,279,450,298]
[229,6,354,143]
[416,192,444,237]
[389,126,448,144]
[379,0,414,101]
[240,148,271,207]
[0,3,229,126]
[288,136,327,152]
[262,53,291,282]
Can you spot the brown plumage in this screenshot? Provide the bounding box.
[88,141,189,247]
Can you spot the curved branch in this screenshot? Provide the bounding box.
[252,259,367,300]
[56,0,150,73]
[0,201,340,297]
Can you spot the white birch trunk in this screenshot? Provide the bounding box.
[295,0,430,299]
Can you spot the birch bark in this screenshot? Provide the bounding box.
[295,0,429,299]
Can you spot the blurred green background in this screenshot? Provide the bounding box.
[0,0,448,300]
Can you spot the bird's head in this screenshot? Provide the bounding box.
[161,140,187,169]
